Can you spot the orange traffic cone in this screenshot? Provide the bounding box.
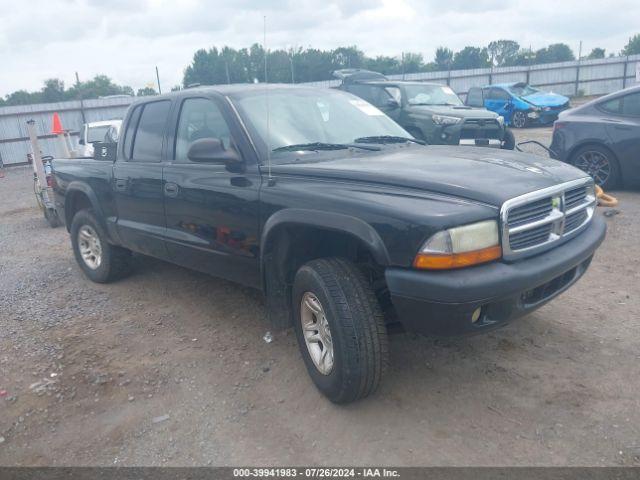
[51,112,64,134]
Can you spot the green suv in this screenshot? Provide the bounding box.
[335,69,515,150]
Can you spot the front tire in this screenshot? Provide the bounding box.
[70,209,132,283]
[501,128,515,150]
[292,258,388,403]
[511,110,528,128]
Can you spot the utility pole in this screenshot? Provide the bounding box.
[75,72,86,124]
[155,66,162,94]
[289,55,295,84]
[225,60,231,84]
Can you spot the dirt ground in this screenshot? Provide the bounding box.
[1,129,639,466]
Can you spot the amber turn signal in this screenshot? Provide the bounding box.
[413,245,502,270]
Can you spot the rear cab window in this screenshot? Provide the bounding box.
[120,100,171,162]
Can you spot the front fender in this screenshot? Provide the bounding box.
[260,208,391,267]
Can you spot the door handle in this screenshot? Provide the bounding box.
[164,182,179,197]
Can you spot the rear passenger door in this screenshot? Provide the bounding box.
[162,96,261,287]
[603,92,640,182]
[113,100,171,258]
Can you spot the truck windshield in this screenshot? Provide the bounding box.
[404,85,463,106]
[234,89,411,158]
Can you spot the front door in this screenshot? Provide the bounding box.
[485,87,512,121]
[162,96,261,287]
[113,100,172,258]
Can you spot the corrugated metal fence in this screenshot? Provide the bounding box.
[1,54,639,166]
[305,54,640,96]
[0,96,133,166]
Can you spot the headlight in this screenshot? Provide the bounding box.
[413,220,501,270]
[496,116,504,126]
[432,114,461,126]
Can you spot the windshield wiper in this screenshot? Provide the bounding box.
[272,142,380,152]
[354,135,426,145]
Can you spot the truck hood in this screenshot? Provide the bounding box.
[521,91,569,108]
[408,105,498,119]
[270,146,588,206]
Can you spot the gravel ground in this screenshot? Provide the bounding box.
[1,131,639,466]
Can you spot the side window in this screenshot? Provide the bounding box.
[621,92,640,116]
[175,98,232,163]
[122,105,142,160]
[466,88,483,107]
[384,87,401,104]
[347,84,379,105]
[131,100,171,162]
[491,88,511,101]
[599,98,621,114]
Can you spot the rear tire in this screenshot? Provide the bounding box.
[501,128,515,150]
[292,258,388,403]
[70,209,132,283]
[570,144,620,190]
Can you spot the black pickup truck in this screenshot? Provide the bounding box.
[52,85,606,403]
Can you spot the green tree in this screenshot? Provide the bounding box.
[4,90,41,106]
[365,55,401,75]
[622,34,640,55]
[452,47,490,69]
[535,43,575,64]
[586,47,605,59]
[434,47,453,70]
[41,78,67,103]
[401,52,425,74]
[487,40,520,66]
[136,86,157,96]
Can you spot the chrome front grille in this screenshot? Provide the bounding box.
[501,178,596,260]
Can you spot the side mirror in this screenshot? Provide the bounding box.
[187,138,242,166]
[386,98,400,109]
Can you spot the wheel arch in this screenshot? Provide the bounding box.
[64,182,106,233]
[260,209,391,329]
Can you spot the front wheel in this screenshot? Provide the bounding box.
[70,209,132,283]
[501,128,515,150]
[292,258,388,403]
[511,110,528,128]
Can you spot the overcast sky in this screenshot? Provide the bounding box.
[1,0,638,97]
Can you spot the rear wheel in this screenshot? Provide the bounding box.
[70,209,132,283]
[292,258,388,403]
[511,110,528,128]
[570,144,620,190]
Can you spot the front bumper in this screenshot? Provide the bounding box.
[385,215,606,336]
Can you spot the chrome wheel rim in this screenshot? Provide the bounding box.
[300,292,334,375]
[574,150,610,186]
[78,225,102,270]
[512,111,526,128]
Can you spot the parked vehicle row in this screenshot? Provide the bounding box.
[52,84,605,403]
[333,69,516,149]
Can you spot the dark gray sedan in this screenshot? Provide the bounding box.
[550,85,640,189]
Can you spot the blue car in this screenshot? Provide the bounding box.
[466,82,570,128]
